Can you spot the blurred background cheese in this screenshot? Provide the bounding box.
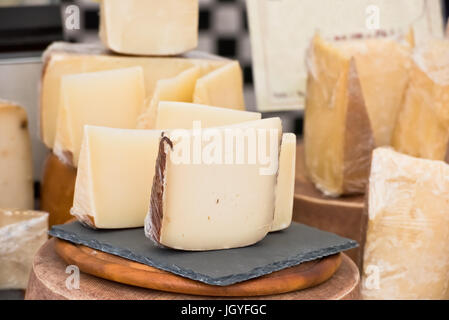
[145,118,282,250]
[155,102,261,129]
[271,133,296,232]
[99,0,198,56]
[0,100,34,209]
[362,148,449,300]
[53,66,145,167]
[304,35,375,196]
[393,39,449,162]
[40,43,244,149]
[0,210,48,290]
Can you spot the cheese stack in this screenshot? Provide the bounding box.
[0,100,34,210]
[393,39,449,162]
[362,148,449,299]
[304,34,412,196]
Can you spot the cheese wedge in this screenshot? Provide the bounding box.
[393,39,449,162]
[137,67,201,129]
[71,126,162,229]
[154,102,261,129]
[99,0,198,55]
[53,67,145,167]
[0,101,34,209]
[193,61,245,110]
[145,118,282,250]
[271,133,296,232]
[41,42,244,148]
[362,148,449,300]
[304,35,375,196]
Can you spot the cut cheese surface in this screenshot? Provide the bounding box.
[0,101,34,209]
[193,61,245,110]
[71,126,162,229]
[271,133,296,232]
[362,148,449,300]
[137,67,200,129]
[304,34,374,196]
[145,118,282,250]
[40,42,244,148]
[99,0,198,55]
[393,39,449,162]
[154,101,261,129]
[53,67,145,167]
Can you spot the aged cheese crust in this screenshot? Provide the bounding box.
[144,133,172,246]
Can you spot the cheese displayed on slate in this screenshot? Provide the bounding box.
[271,133,296,232]
[362,148,449,300]
[393,39,449,163]
[0,101,34,209]
[40,42,244,148]
[145,118,282,250]
[71,126,162,229]
[154,102,261,129]
[137,67,200,129]
[193,61,245,110]
[304,35,375,196]
[99,0,198,56]
[0,210,48,289]
[53,67,145,167]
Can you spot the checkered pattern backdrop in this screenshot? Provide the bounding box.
[62,0,257,109]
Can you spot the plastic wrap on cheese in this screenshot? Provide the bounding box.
[362,148,449,300]
[304,33,412,196]
[393,39,449,163]
[0,210,48,289]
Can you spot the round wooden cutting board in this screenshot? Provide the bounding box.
[293,143,367,269]
[53,239,343,297]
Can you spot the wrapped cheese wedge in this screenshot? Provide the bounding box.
[362,148,449,300]
[145,118,282,250]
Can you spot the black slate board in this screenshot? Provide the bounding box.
[49,222,357,286]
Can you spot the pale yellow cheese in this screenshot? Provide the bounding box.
[154,101,261,129]
[53,67,145,167]
[362,147,449,300]
[304,34,374,196]
[271,133,296,232]
[137,67,201,129]
[393,39,449,162]
[0,210,48,289]
[145,118,282,250]
[193,61,245,110]
[71,126,162,229]
[0,101,34,209]
[40,42,244,148]
[99,0,198,55]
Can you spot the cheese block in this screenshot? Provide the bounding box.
[41,42,244,148]
[154,101,261,129]
[271,133,296,232]
[362,148,449,300]
[54,67,145,167]
[145,117,282,250]
[0,209,48,289]
[392,39,449,162]
[304,35,375,196]
[99,0,198,56]
[0,101,34,209]
[193,61,245,110]
[137,67,201,129]
[334,37,412,146]
[71,126,162,229]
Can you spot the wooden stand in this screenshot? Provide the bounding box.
[293,143,367,270]
[25,238,360,300]
[40,153,77,228]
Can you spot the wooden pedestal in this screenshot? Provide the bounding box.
[25,239,360,300]
[293,144,367,270]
